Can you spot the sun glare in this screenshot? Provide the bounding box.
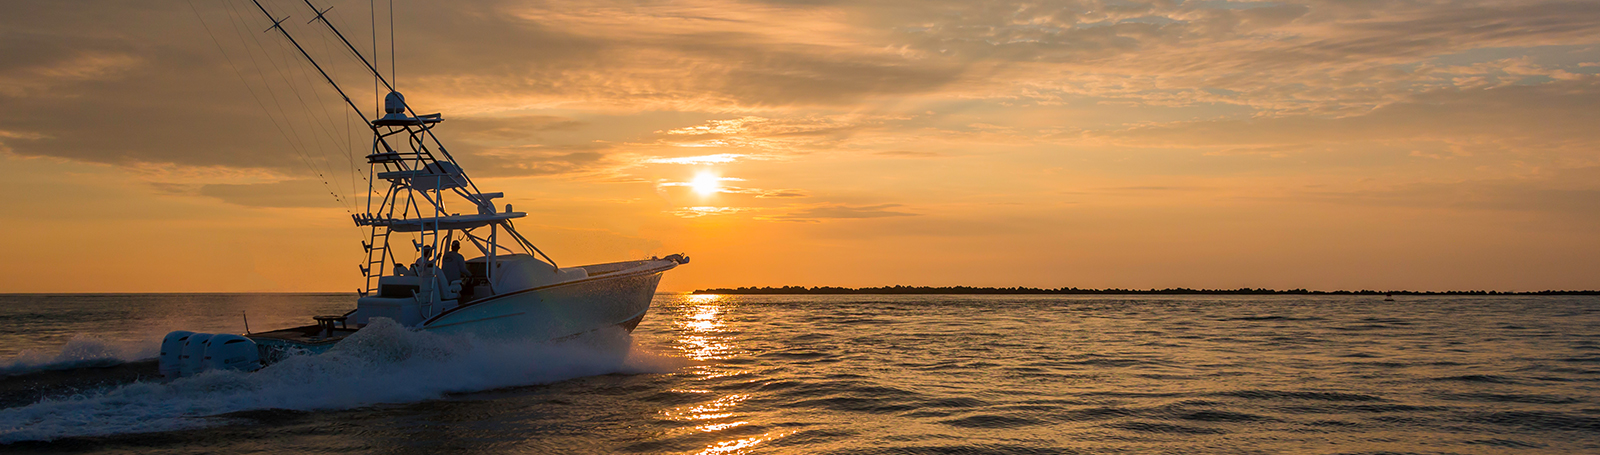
[691,172,720,196]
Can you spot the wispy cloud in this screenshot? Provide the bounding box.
[761,204,918,222]
[644,153,748,165]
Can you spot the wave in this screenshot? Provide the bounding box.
[0,336,157,377]
[0,319,683,443]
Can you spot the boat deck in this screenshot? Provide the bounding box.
[247,323,362,346]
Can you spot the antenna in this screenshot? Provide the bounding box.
[372,0,378,116]
[384,0,390,90]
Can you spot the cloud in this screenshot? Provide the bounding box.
[671,206,746,218]
[463,147,611,178]
[1296,166,1600,217]
[1058,78,1600,161]
[194,179,346,208]
[762,203,918,222]
[446,115,585,142]
[644,153,749,165]
[8,0,1599,180]
[875,150,942,158]
[878,0,1600,113]
[752,189,808,198]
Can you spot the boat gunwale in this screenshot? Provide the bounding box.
[418,260,676,327]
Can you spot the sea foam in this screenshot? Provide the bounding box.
[0,318,678,443]
[0,336,157,377]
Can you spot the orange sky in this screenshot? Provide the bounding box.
[4,0,1600,292]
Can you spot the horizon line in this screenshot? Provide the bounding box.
[689,285,1600,295]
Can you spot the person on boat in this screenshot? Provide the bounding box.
[412,245,436,277]
[442,241,467,284]
[394,263,411,276]
[443,240,470,301]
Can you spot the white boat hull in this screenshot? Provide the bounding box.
[246,259,677,363]
[420,261,670,340]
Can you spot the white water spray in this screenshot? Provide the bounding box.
[0,319,682,443]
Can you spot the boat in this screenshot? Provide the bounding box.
[158,0,687,377]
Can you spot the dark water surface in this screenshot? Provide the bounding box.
[1,294,1597,454]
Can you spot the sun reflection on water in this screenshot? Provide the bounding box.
[694,421,748,432]
[665,294,791,453]
[661,393,749,421]
[677,294,733,361]
[697,431,793,455]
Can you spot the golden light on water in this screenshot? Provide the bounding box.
[694,421,749,432]
[677,294,733,361]
[661,394,749,421]
[697,431,793,455]
[686,296,722,332]
[665,293,773,453]
[686,293,721,304]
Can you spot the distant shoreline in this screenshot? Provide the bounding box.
[691,286,1600,296]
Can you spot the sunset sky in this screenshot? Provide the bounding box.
[3,0,1600,292]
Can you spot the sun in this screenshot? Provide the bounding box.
[690,172,720,196]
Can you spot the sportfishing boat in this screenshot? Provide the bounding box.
[159,0,686,377]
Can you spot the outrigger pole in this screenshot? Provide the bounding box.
[243,0,562,278]
[247,0,371,126]
[295,0,488,198]
[245,0,487,199]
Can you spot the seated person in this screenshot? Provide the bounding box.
[394,263,411,276]
[439,241,470,301]
[412,245,435,277]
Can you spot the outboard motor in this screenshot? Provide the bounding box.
[158,331,195,378]
[179,333,214,377]
[202,334,262,372]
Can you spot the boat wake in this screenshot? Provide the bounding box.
[0,319,681,443]
[0,337,156,378]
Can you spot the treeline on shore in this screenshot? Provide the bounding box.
[691,286,1600,295]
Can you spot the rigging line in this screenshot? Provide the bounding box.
[245,0,373,122]
[190,0,361,217]
[221,1,315,161]
[314,16,371,194]
[324,37,358,206]
[220,0,316,164]
[311,4,375,192]
[185,1,296,176]
[262,29,342,183]
[266,34,360,212]
[389,0,395,91]
[280,38,350,205]
[311,23,362,185]
[279,29,361,207]
[252,6,372,214]
[226,0,356,214]
[218,0,314,163]
[322,6,380,99]
[297,1,484,199]
[372,0,378,114]
[214,0,347,214]
[349,103,359,207]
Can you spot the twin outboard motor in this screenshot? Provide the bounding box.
[158,331,195,378]
[203,334,262,372]
[160,331,262,378]
[179,333,213,377]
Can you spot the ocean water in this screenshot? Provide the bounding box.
[0,293,1597,454]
